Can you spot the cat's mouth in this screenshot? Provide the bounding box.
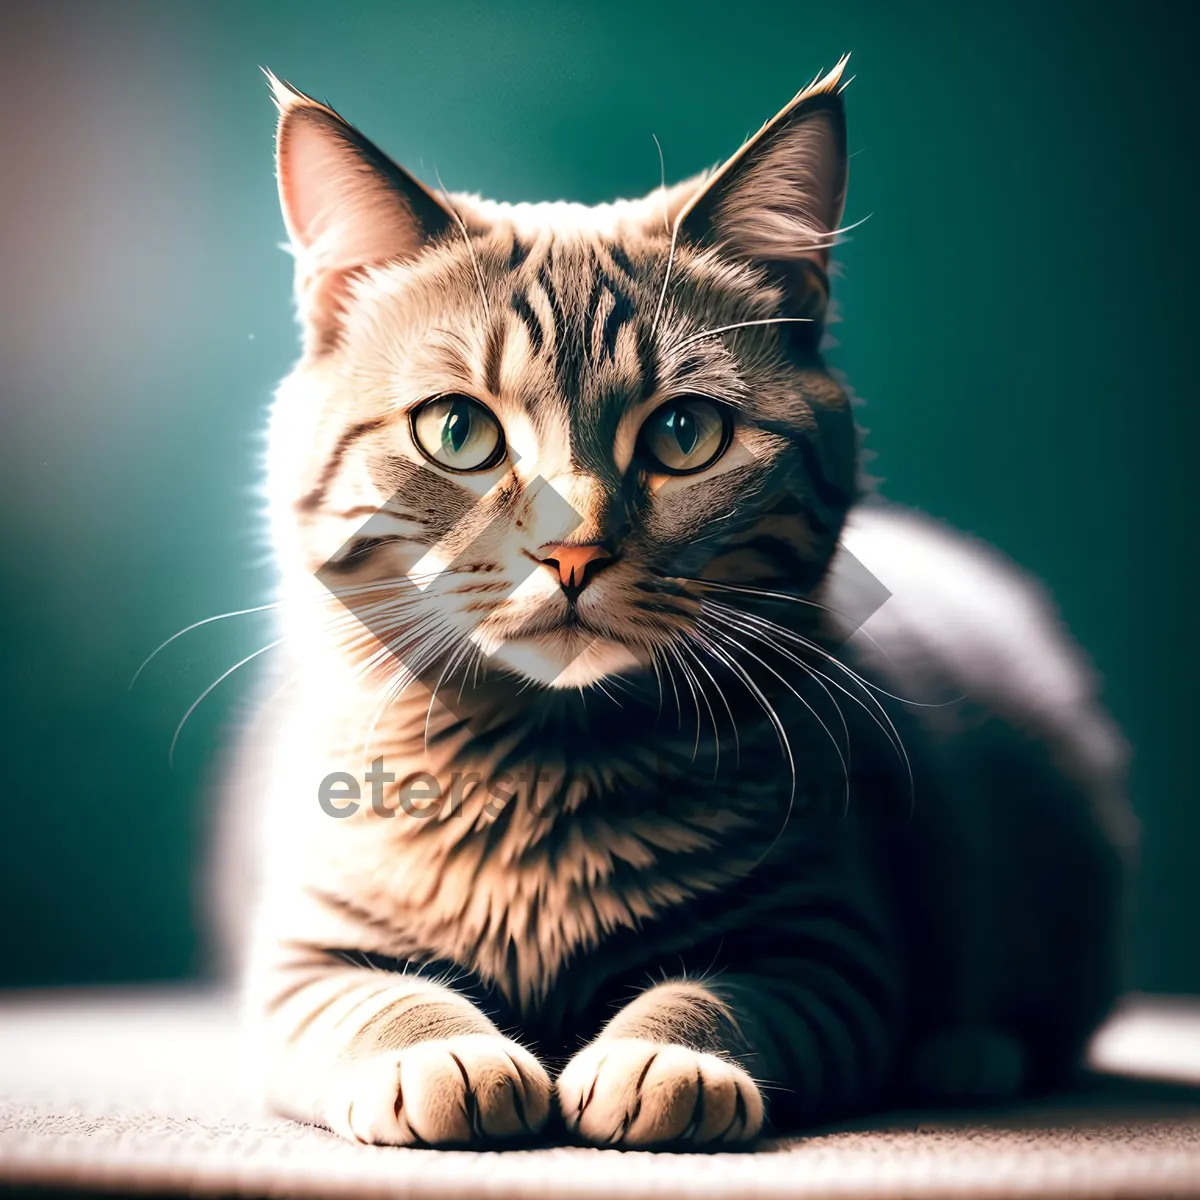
[475,606,646,687]
[502,604,617,643]
[491,630,644,688]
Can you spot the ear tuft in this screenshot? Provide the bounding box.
[261,67,307,116]
[801,53,853,100]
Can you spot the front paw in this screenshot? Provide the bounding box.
[557,1037,764,1147]
[328,1034,551,1146]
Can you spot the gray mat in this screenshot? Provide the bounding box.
[2,991,1200,1198]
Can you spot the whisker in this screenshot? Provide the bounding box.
[658,643,683,727]
[647,648,666,719]
[436,171,491,323]
[674,576,827,613]
[359,610,450,759]
[814,211,873,244]
[675,639,722,775]
[169,637,287,767]
[669,316,813,354]
[455,641,483,708]
[701,598,915,817]
[423,632,475,752]
[651,134,670,235]
[649,214,682,348]
[689,625,796,849]
[703,606,852,815]
[131,600,288,688]
[684,574,900,667]
[703,604,844,726]
[705,621,848,823]
[132,576,438,688]
[679,577,962,709]
[591,673,624,708]
[710,606,853,760]
[680,635,739,770]
[665,642,703,762]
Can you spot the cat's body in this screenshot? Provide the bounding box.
[235,61,1134,1146]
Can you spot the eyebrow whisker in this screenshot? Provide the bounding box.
[649,218,682,348]
[436,170,491,323]
[651,134,670,236]
[670,316,813,354]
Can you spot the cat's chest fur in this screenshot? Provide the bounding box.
[293,705,785,1013]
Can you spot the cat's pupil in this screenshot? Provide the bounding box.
[667,408,698,456]
[443,401,472,454]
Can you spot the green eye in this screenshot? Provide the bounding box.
[411,395,505,472]
[638,396,732,475]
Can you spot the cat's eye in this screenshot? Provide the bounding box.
[410,394,506,473]
[637,396,732,475]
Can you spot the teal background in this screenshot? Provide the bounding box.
[1,1,1196,990]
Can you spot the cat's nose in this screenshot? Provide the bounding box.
[535,542,615,597]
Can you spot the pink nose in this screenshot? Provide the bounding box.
[537,543,615,595]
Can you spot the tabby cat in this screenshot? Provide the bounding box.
[237,59,1135,1147]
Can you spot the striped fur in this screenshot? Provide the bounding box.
[235,63,1134,1147]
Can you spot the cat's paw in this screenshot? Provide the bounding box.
[327,1034,551,1146]
[557,1038,763,1147]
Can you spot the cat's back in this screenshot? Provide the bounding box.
[829,501,1136,1069]
[836,500,1129,813]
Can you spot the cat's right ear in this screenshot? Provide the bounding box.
[266,71,456,352]
[673,57,851,332]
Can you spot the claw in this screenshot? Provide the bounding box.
[447,1050,481,1138]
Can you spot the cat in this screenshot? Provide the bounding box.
[233,58,1136,1147]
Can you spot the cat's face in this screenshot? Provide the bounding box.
[267,62,857,692]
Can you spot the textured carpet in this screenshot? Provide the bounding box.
[2,991,1200,1198]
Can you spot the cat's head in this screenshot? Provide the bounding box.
[266,61,858,693]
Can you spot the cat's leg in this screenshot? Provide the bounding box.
[558,963,899,1147]
[253,947,550,1146]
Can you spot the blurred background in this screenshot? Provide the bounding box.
[0,0,1195,993]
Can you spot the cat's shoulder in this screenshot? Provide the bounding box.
[830,500,1127,791]
[835,500,1079,691]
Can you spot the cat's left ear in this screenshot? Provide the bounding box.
[677,56,850,324]
[266,71,458,352]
